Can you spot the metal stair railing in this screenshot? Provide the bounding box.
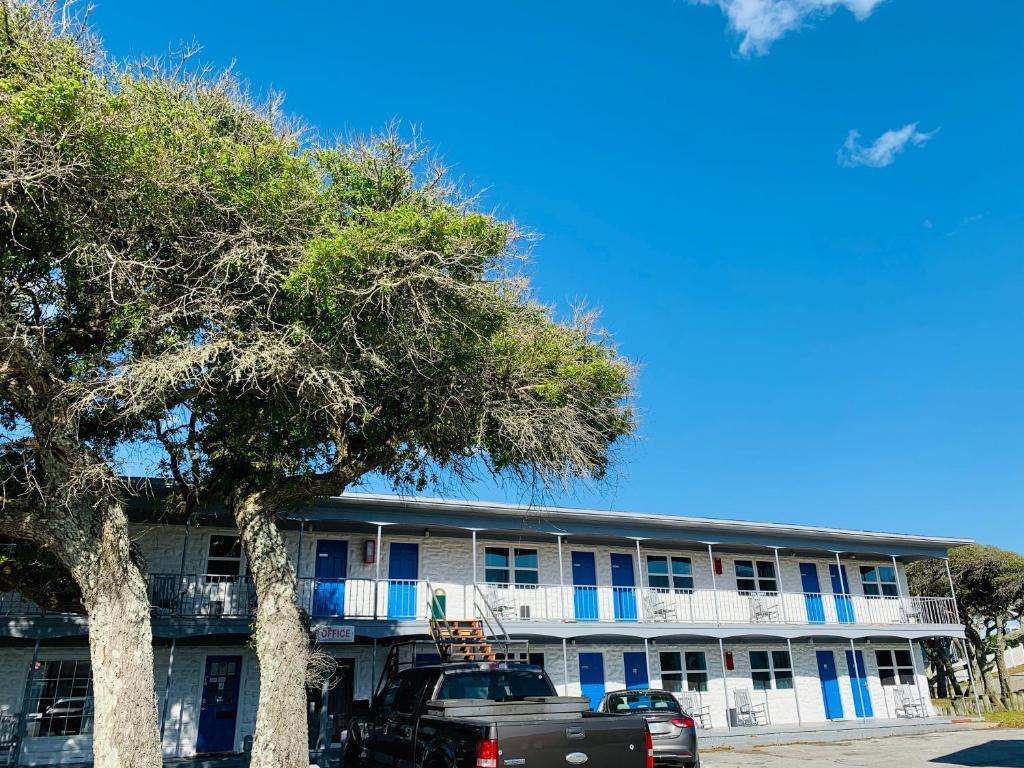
[426,580,458,661]
[473,583,529,661]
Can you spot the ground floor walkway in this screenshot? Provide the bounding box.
[701,727,1022,768]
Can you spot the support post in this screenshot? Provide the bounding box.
[562,638,570,697]
[718,638,730,729]
[957,637,983,717]
[158,637,177,743]
[558,535,568,622]
[772,547,787,622]
[635,539,645,623]
[944,558,961,625]
[296,518,305,578]
[707,544,721,626]
[907,639,930,717]
[13,638,40,768]
[374,524,383,620]
[786,638,802,725]
[643,637,651,682]
[849,639,867,721]
[472,530,478,586]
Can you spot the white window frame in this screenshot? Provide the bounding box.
[658,651,708,692]
[749,649,793,691]
[206,533,245,580]
[25,658,94,738]
[875,649,915,686]
[646,555,694,593]
[860,565,899,598]
[483,546,539,585]
[735,560,778,593]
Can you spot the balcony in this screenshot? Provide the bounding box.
[136,574,958,629]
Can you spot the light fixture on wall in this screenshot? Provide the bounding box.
[364,539,376,564]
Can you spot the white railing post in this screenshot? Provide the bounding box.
[558,535,568,622]
[635,538,646,623]
[373,524,382,620]
[787,638,802,725]
[943,557,961,626]
[772,547,788,622]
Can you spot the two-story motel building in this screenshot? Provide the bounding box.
[0,493,970,764]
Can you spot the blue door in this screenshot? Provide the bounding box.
[572,551,599,621]
[313,540,348,617]
[388,543,419,619]
[610,553,638,622]
[829,564,856,623]
[800,563,825,624]
[845,650,874,717]
[196,655,242,753]
[816,651,844,720]
[624,651,649,690]
[579,652,605,710]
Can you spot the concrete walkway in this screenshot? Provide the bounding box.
[699,717,990,749]
[701,728,1023,768]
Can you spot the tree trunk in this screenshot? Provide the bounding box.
[79,502,162,768]
[993,622,1012,701]
[235,490,310,768]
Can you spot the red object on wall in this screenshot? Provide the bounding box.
[364,539,376,564]
[724,651,734,671]
[714,558,723,576]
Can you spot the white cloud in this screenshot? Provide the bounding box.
[692,0,888,56]
[837,123,938,168]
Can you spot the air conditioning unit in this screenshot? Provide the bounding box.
[519,605,531,620]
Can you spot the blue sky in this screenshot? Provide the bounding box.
[93,1,1023,549]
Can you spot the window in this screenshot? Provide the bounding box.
[860,566,899,598]
[684,651,709,692]
[605,691,681,713]
[875,649,915,686]
[484,547,538,585]
[647,556,694,592]
[749,650,793,690]
[206,534,242,578]
[529,652,545,669]
[436,669,555,701]
[659,651,708,693]
[735,560,778,593]
[25,660,93,737]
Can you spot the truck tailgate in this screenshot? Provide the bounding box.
[494,716,647,768]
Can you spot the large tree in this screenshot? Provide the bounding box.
[101,132,635,767]
[0,2,318,765]
[909,544,1024,703]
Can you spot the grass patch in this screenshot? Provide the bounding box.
[984,711,1024,728]
[700,746,735,753]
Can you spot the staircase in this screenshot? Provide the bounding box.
[429,617,497,662]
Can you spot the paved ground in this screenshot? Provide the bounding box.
[701,728,1023,768]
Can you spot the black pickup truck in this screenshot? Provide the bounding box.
[345,663,651,768]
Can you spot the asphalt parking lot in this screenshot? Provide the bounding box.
[701,729,1023,768]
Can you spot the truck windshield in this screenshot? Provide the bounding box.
[437,669,555,702]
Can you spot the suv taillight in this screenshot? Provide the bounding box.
[671,717,695,729]
[645,727,653,768]
[477,738,499,768]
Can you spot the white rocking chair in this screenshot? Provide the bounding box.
[893,685,927,718]
[734,688,769,726]
[677,691,712,729]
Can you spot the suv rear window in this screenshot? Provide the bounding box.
[437,669,555,702]
[605,692,681,713]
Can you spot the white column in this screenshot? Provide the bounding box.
[772,547,788,622]
[644,637,651,683]
[957,637,983,718]
[562,638,570,696]
[944,557,961,625]
[786,638,802,725]
[558,535,568,622]
[635,538,645,623]
[374,524,383,620]
[891,555,904,598]
[296,519,305,578]
[907,639,929,716]
[707,544,721,626]
[718,638,730,729]
[159,638,177,742]
[472,530,478,585]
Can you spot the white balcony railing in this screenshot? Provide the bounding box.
[0,576,959,629]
